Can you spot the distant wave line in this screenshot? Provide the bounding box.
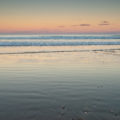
[0,35,120,40]
[0,41,120,46]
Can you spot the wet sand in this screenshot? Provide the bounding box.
[0,46,120,120]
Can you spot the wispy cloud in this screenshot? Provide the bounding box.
[99,21,110,26]
[80,24,91,26]
[72,24,91,27]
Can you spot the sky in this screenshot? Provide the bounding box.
[0,0,120,34]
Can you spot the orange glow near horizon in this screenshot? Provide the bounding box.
[0,17,120,33]
[0,0,120,33]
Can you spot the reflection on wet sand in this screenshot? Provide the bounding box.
[0,45,120,120]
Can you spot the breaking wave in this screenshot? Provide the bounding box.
[0,41,120,46]
[0,34,120,40]
[0,34,120,46]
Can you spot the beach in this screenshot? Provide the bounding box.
[0,35,120,120]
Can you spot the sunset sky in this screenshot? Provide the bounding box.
[0,0,120,33]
